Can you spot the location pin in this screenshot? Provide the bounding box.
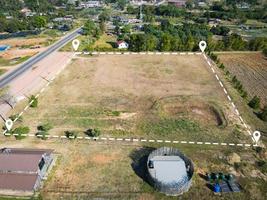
[199,41,207,52]
[253,131,261,145]
[72,39,80,51]
[5,119,13,131]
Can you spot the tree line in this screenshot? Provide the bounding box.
[126,20,267,52]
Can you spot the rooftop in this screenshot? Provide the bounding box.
[149,156,188,184]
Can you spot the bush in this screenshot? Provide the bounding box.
[248,96,260,109]
[29,95,38,108]
[85,128,101,137]
[37,123,53,132]
[259,106,267,121]
[9,114,23,122]
[219,63,225,69]
[65,130,78,139]
[210,53,218,62]
[36,131,49,140]
[13,126,30,140]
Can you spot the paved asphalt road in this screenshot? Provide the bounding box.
[0,28,81,88]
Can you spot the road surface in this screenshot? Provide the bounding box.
[0,28,81,88]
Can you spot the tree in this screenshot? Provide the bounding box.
[185,34,195,51]
[259,106,267,121]
[83,20,101,38]
[145,34,158,51]
[160,33,172,51]
[117,0,127,10]
[6,19,22,33]
[263,48,267,57]
[99,10,110,22]
[13,126,30,140]
[0,18,7,32]
[248,96,260,109]
[31,16,47,29]
[24,0,53,12]
[121,25,131,34]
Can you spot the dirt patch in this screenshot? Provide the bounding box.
[91,152,120,164]
[0,37,47,47]
[153,96,227,127]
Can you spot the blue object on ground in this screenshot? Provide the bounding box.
[214,183,221,193]
[0,45,10,52]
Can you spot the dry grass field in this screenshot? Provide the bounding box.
[0,139,265,200]
[9,54,251,143]
[218,53,267,105]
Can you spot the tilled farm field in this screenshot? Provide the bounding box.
[218,53,267,105]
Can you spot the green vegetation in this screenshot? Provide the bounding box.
[9,114,23,122]
[29,95,38,108]
[259,106,267,121]
[85,128,101,137]
[248,96,261,109]
[140,118,200,136]
[13,126,30,140]
[65,130,78,139]
[37,122,53,139]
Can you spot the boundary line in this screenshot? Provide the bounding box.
[1,51,256,147]
[201,53,254,143]
[2,132,256,147]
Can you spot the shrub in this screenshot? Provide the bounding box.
[248,96,260,109]
[241,91,248,99]
[210,53,218,62]
[219,63,225,69]
[13,126,30,140]
[9,114,23,122]
[65,130,78,139]
[37,123,53,132]
[85,128,101,137]
[29,95,38,108]
[36,131,49,140]
[259,106,267,121]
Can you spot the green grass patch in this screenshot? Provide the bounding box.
[139,118,201,136]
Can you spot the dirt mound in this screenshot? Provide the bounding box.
[152,96,227,128]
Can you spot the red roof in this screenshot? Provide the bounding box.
[117,40,126,45]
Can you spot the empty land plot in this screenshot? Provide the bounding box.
[218,53,267,105]
[9,54,251,143]
[1,141,257,200]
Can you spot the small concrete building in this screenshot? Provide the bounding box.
[0,148,53,196]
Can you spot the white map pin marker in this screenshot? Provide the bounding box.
[199,41,207,52]
[72,39,80,51]
[253,131,261,144]
[5,119,13,131]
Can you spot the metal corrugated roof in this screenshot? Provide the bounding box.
[0,173,38,191]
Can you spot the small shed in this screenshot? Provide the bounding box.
[117,41,129,49]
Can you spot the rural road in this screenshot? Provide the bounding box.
[0,27,81,88]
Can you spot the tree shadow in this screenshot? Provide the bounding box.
[129,146,156,185]
[206,183,214,192]
[198,172,207,181]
